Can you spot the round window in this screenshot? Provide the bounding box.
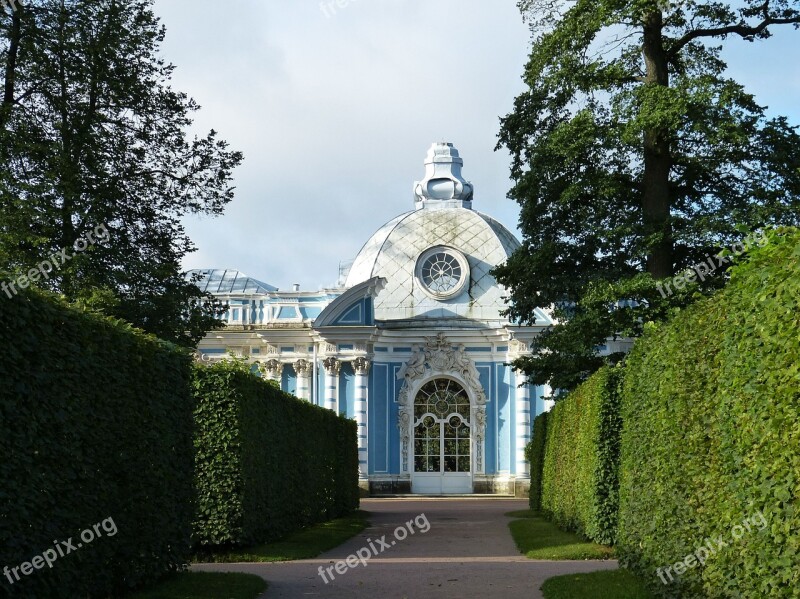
[416,246,469,299]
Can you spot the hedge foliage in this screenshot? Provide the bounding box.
[618,228,800,598]
[192,360,359,547]
[539,366,622,545]
[526,412,548,511]
[0,288,194,599]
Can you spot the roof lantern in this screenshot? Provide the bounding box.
[413,142,474,209]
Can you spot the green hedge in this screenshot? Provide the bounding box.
[526,412,548,511]
[617,228,800,598]
[540,366,622,545]
[0,288,194,599]
[192,360,359,547]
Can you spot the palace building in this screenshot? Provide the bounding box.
[192,142,562,495]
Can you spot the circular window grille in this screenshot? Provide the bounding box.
[416,247,469,299]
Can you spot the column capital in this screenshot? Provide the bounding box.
[261,359,283,379]
[353,357,371,376]
[323,356,341,376]
[294,358,313,377]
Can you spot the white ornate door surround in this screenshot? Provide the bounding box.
[397,334,487,493]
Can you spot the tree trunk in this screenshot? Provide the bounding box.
[641,10,673,279]
[1,6,22,131]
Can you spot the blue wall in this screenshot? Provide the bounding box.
[365,360,518,477]
[531,385,548,419]
[315,364,324,407]
[482,362,514,475]
[339,362,356,417]
[281,364,296,396]
[369,361,402,475]
[269,356,535,477]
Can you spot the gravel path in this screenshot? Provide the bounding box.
[193,498,618,598]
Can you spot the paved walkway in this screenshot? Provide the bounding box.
[193,498,618,598]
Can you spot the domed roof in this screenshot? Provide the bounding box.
[344,143,520,322]
[345,208,520,287]
[187,268,278,294]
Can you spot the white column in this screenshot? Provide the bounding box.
[515,369,531,479]
[294,359,312,401]
[543,383,555,412]
[353,357,370,480]
[323,357,341,412]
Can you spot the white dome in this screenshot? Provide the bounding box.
[345,178,520,322]
[344,143,521,322]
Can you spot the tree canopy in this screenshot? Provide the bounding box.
[495,0,800,392]
[0,0,242,346]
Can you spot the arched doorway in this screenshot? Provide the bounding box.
[412,378,472,494]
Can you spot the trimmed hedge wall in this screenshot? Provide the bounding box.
[618,228,800,598]
[526,412,548,511]
[192,360,359,547]
[0,288,194,599]
[539,366,622,545]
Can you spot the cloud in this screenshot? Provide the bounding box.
[153,0,799,290]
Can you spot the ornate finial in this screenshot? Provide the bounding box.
[413,143,474,208]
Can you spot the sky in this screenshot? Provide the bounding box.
[151,0,800,291]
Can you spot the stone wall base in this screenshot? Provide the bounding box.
[369,477,412,495]
[514,478,530,498]
[358,479,371,497]
[367,475,530,496]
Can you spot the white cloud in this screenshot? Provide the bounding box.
[153,0,799,290]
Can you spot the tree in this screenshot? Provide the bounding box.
[0,0,242,346]
[495,0,800,392]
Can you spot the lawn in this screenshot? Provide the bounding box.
[194,510,369,563]
[506,510,614,560]
[541,569,654,599]
[128,572,267,599]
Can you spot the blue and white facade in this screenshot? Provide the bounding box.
[192,143,559,495]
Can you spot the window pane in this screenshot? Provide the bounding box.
[413,378,472,475]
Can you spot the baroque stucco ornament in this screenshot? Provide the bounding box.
[353,357,371,376]
[396,333,487,473]
[294,359,312,377]
[322,357,341,376]
[259,359,283,380]
[397,334,486,403]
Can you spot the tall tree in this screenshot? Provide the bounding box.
[0,0,241,346]
[495,0,800,392]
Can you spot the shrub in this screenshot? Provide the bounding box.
[0,288,194,599]
[526,412,548,511]
[617,228,800,598]
[540,366,622,545]
[192,360,359,547]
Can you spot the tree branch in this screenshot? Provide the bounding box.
[670,14,800,57]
